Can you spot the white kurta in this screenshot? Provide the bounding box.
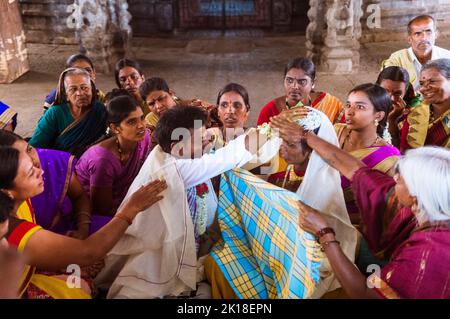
[95,134,254,298]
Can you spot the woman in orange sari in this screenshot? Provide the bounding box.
[400,59,450,151]
[0,146,167,298]
[257,57,344,183]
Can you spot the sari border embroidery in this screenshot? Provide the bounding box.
[367,273,400,299]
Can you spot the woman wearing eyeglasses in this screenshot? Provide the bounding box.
[257,57,344,126]
[43,54,106,111]
[30,68,107,157]
[257,57,344,186]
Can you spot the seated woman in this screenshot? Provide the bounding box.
[29,68,107,157]
[204,108,357,299]
[400,58,450,151]
[335,83,400,224]
[0,101,18,132]
[75,95,152,217]
[0,145,166,298]
[271,116,450,298]
[376,66,422,149]
[208,82,250,149]
[267,139,311,192]
[43,54,105,112]
[0,130,113,237]
[140,77,216,133]
[115,58,149,116]
[95,106,274,299]
[257,57,344,184]
[257,57,344,125]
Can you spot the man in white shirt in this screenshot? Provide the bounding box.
[382,15,450,91]
[96,105,277,298]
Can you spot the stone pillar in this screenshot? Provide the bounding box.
[305,0,327,65]
[68,0,132,74]
[307,0,363,74]
[0,0,30,83]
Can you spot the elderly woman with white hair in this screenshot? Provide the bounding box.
[271,113,450,299]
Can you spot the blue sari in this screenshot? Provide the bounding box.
[56,101,106,155]
[210,169,322,299]
[30,100,106,157]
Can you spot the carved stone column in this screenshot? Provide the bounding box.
[305,0,326,65]
[68,0,132,74]
[319,0,363,74]
[0,0,30,83]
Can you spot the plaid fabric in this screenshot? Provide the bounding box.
[186,186,200,252]
[211,169,323,299]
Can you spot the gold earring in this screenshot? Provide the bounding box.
[374,119,379,126]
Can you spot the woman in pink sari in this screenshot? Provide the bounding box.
[271,113,450,299]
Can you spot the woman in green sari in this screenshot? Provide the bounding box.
[29,68,107,157]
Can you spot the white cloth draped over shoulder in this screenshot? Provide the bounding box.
[95,133,281,298]
[296,107,357,297]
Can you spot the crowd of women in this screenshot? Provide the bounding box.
[0,28,449,299]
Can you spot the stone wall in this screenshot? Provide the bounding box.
[361,0,450,43]
[20,0,77,44]
[19,0,450,44]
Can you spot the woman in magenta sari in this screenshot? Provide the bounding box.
[76,95,151,216]
[335,84,400,224]
[271,113,450,299]
[0,130,109,236]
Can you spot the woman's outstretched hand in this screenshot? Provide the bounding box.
[122,180,168,216]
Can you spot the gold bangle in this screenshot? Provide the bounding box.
[114,214,132,226]
[77,211,91,219]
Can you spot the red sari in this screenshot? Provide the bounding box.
[6,200,92,299]
[352,167,450,298]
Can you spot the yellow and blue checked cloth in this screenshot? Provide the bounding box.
[210,168,324,299]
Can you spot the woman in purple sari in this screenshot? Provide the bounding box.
[0,130,108,237]
[75,95,151,216]
[271,113,450,299]
[335,84,401,225]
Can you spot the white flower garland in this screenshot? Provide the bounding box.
[295,106,322,130]
[196,193,208,236]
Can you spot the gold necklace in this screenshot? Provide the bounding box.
[344,130,380,148]
[116,137,123,162]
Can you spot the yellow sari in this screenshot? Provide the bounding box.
[9,200,91,299]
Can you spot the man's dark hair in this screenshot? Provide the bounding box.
[155,106,207,153]
[139,77,171,102]
[407,15,436,35]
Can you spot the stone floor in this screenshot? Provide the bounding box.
[2,33,450,137]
